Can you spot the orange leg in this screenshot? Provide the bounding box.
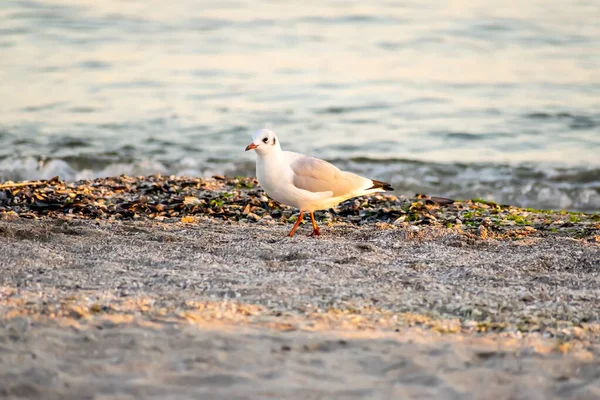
[287,210,304,237]
[309,212,321,236]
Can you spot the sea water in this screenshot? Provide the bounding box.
[0,0,599,210]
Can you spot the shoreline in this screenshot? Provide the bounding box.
[1,175,600,399]
[1,174,598,239]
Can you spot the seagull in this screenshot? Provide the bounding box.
[245,129,394,237]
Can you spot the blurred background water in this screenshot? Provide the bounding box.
[0,0,599,211]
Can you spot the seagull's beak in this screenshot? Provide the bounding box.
[245,143,258,151]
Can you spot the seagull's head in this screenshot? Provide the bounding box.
[245,129,280,155]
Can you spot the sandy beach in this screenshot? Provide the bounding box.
[1,176,600,399]
[2,1,599,398]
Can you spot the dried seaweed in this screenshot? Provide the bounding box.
[0,175,598,240]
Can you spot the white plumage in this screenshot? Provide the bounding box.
[245,129,393,237]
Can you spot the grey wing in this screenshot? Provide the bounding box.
[289,155,369,197]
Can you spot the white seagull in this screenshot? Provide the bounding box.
[245,129,394,237]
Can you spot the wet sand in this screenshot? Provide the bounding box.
[1,215,600,400]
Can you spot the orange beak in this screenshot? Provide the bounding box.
[245,143,258,151]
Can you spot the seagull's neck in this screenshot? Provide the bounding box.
[256,147,286,181]
[258,147,284,163]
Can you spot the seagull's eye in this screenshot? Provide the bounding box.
[262,137,269,143]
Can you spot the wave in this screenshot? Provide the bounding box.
[1,156,599,212]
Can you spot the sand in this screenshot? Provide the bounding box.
[1,215,599,400]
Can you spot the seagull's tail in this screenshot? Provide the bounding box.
[368,179,394,191]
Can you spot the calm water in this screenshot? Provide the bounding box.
[1,0,599,210]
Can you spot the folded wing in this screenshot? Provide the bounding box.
[289,155,370,197]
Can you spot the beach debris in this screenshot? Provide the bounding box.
[0,175,598,240]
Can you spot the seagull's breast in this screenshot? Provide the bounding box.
[256,152,327,209]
